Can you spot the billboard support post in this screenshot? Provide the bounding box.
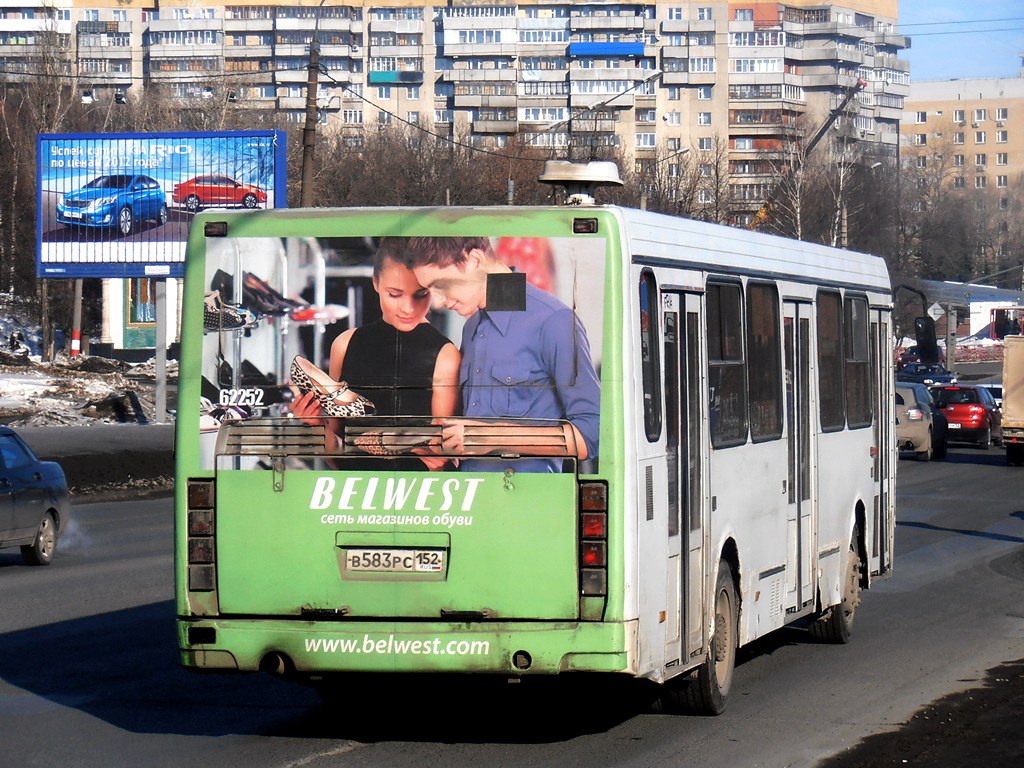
[155,279,167,422]
[71,278,82,357]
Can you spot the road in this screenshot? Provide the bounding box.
[1,446,1022,768]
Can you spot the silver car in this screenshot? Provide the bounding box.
[895,382,947,461]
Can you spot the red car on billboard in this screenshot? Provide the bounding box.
[172,174,267,212]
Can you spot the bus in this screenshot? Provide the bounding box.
[176,162,895,714]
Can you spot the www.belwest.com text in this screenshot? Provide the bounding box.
[305,635,490,657]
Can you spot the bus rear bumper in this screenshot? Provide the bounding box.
[178,619,632,677]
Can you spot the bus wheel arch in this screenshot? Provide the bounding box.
[663,547,740,716]
[810,515,864,644]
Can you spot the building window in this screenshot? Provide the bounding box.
[916,156,927,168]
[975,131,986,144]
[976,154,987,166]
[997,175,1008,188]
[698,137,713,150]
[997,152,1008,165]
[667,86,681,101]
[975,176,987,189]
[697,7,713,21]
[913,133,926,146]
[953,176,965,188]
[377,86,391,99]
[690,58,716,73]
[734,137,752,149]
[999,197,1009,210]
[974,108,987,122]
[953,109,965,123]
[954,154,965,167]
[698,189,715,203]
[698,112,712,126]
[664,111,681,125]
[953,132,964,145]
[635,133,656,147]
[668,137,681,151]
[996,107,1008,121]
[735,9,754,21]
[697,85,712,100]
[668,7,685,21]
[915,111,927,123]
[996,130,1008,143]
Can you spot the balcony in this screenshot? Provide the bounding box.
[569,14,644,33]
[453,93,517,109]
[442,67,518,82]
[568,41,644,58]
[147,19,221,33]
[370,19,426,34]
[472,119,518,133]
[442,41,518,57]
[368,70,424,85]
[441,16,516,31]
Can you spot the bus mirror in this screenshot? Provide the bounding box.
[914,316,939,365]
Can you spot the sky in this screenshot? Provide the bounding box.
[900,0,1024,81]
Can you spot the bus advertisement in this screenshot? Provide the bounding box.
[176,168,895,714]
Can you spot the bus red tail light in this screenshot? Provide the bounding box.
[580,541,606,567]
[579,481,608,597]
[187,478,216,592]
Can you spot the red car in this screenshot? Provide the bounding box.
[172,174,267,212]
[929,385,1002,448]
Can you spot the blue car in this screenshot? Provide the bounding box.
[0,426,70,565]
[56,173,168,236]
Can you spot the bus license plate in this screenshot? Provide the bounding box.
[346,548,445,573]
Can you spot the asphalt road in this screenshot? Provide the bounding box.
[0,444,1022,767]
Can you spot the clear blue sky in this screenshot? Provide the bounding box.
[900,0,1024,81]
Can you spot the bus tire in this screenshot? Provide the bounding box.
[810,530,862,644]
[673,560,737,715]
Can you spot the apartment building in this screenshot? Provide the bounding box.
[901,57,1024,200]
[0,1,908,220]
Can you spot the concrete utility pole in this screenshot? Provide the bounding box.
[300,5,323,207]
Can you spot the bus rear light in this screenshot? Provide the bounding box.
[580,568,607,596]
[187,478,216,592]
[188,509,214,535]
[578,481,609,601]
[189,565,216,592]
[188,479,215,509]
[581,512,607,538]
[580,482,607,511]
[189,538,214,564]
[580,541,607,567]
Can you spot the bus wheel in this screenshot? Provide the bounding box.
[667,560,737,715]
[810,531,862,644]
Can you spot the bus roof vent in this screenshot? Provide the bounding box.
[539,160,622,206]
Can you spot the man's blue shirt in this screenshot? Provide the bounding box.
[458,281,600,473]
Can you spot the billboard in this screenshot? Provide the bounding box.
[36,130,287,279]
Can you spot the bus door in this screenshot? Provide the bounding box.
[870,311,895,576]
[783,301,816,612]
[662,291,707,662]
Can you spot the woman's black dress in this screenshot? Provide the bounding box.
[339,319,451,470]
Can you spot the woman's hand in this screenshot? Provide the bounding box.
[289,390,326,426]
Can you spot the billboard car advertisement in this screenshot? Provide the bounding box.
[37,131,286,279]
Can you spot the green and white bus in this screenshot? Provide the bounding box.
[176,163,895,714]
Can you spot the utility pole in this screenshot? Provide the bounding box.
[300,4,324,207]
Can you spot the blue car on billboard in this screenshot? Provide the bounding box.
[56,174,168,236]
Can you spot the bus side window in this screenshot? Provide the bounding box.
[746,282,783,442]
[845,295,872,428]
[707,281,748,448]
[639,269,662,441]
[817,290,845,432]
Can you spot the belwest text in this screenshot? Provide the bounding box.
[308,476,485,513]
